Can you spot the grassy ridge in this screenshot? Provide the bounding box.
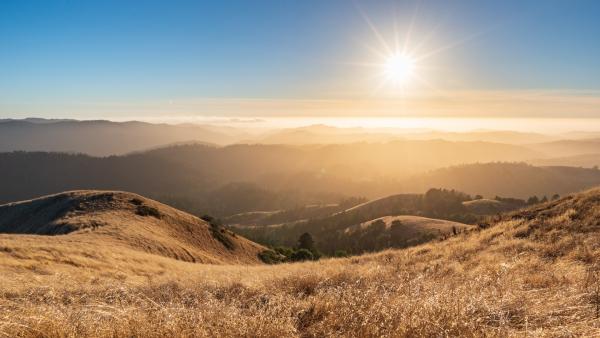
[2,188,600,336]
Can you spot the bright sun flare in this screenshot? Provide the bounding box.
[384,53,415,87]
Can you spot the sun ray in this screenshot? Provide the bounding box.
[414,29,489,62]
[355,3,393,54]
[402,0,421,54]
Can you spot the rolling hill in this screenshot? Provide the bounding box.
[0,190,266,266]
[462,198,526,214]
[2,187,600,336]
[405,162,600,198]
[353,215,471,234]
[233,189,477,254]
[339,215,473,252]
[528,152,600,168]
[0,143,551,215]
[0,119,247,155]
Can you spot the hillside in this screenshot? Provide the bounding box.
[339,215,473,252]
[0,143,547,215]
[405,162,600,198]
[353,215,471,234]
[463,198,526,214]
[233,189,477,254]
[0,191,265,266]
[529,152,600,168]
[2,188,600,336]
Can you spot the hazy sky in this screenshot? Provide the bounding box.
[1,0,599,121]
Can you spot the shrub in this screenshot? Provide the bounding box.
[334,250,349,257]
[210,227,235,250]
[201,215,222,227]
[258,250,285,264]
[274,246,295,259]
[201,214,235,250]
[135,205,161,219]
[290,249,314,262]
[130,198,143,206]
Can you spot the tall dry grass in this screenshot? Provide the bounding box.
[2,189,600,337]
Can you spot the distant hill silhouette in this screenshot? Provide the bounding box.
[0,119,247,155]
[530,138,600,157]
[1,146,599,217]
[406,162,600,198]
[248,124,557,145]
[529,153,600,168]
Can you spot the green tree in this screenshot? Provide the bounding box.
[298,232,315,251]
[527,196,539,205]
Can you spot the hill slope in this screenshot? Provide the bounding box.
[339,215,472,252]
[2,188,600,336]
[233,190,476,254]
[354,215,471,234]
[0,190,265,265]
[0,141,542,209]
[405,162,600,198]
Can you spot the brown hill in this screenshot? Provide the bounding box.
[2,188,600,336]
[353,215,471,234]
[342,215,473,250]
[0,190,265,265]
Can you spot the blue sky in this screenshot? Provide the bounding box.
[1,0,599,120]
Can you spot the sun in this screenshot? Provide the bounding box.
[383,53,415,87]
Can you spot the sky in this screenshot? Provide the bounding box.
[1,0,599,122]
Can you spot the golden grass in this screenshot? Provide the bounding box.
[2,188,600,337]
[353,215,472,233]
[0,191,266,265]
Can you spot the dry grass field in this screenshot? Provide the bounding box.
[2,188,600,337]
[353,215,472,234]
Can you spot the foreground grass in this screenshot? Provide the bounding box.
[2,189,600,337]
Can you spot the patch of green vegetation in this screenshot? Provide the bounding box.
[334,250,349,257]
[259,233,323,264]
[258,249,285,264]
[290,248,314,262]
[135,205,161,219]
[202,214,236,250]
[130,198,144,206]
[210,226,236,250]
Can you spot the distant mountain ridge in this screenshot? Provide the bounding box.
[0,118,248,155]
[0,143,557,213]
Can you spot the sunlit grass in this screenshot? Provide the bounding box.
[2,188,600,337]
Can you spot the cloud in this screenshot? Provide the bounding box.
[1,90,599,120]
